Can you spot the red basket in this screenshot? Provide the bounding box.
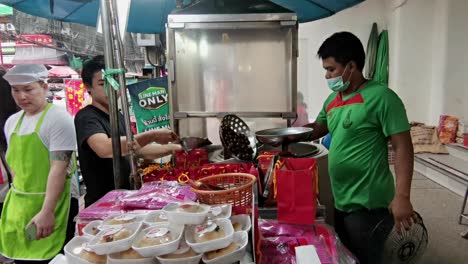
[190,173,257,206]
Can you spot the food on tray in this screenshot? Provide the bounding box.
[91,226,99,235]
[154,212,168,222]
[112,248,145,259]
[232,222,242,232]
[160,245,197,259]
[177,204,204,213]
[76,246,106,264]
[107,214,137,225]
[194,222,226,243]
[205,242,239,260]
[137,227,174,247]
[98,227,133,243]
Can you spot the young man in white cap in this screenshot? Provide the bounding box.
[0,64,76,263]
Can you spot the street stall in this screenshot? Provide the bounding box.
[58,1,358,263]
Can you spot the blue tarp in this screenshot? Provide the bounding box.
[0,0,364,33]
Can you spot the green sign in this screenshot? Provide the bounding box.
[0,4,13,16]
[128,77,170,133]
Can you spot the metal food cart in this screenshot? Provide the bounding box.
[166,0,298,143]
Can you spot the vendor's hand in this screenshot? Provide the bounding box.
[29,209,55,240]
[164,143,183,154]
[389,195,414,234]
[152,129,178,144]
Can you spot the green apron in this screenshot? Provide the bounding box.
[0,104,71,260]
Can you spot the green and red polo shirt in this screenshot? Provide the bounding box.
[316,81,410,212]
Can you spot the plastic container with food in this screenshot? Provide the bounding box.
[64,236,107,264]
[132,223,184,257]
[88,222,142,255]
[82,220,104,238]
[100,213,144,229]
[162,203,210,225]
[202,231,249,264]
[185,218,234,253]
[230,214,251,232]
[143,210,169,226]
[107,248,155,264]
[156,240,202,264]
[207,204,232,220]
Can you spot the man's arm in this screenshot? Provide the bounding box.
[389,131,415,232]
[87,129,178,159]
[304,121,329,141]
[137,143,182,160]
[29,150,71,240]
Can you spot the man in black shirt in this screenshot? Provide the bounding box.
[75,55,181,206]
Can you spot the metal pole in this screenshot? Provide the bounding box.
[108,0,139,189]
[100,0,122,189]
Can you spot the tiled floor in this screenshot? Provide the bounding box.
[411,172,468,263]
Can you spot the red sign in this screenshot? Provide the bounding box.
[16,34,53,47]
[64,79,89,117]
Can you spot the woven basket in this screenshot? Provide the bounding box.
[190,173,256,206]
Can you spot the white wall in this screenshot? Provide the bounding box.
[298,0,387,120]
[298,0,468,125]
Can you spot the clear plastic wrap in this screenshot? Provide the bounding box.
[120,181,197,210]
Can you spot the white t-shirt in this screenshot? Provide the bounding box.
[3,105,80,198]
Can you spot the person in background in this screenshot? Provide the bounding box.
[292,91,310,127]
[0,64,77,263]
[75,55,181,207]
[304,32,414,264]
[0,66,17,217]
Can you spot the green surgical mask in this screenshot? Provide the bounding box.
[327,64,353,92]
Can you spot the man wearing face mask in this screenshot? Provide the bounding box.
[304,32,414,264]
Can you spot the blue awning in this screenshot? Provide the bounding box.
[0,0,364,34]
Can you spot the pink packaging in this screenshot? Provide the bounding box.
[120,181,197,210]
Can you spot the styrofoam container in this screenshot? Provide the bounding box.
[156,252,202,264]
[49,254,69,264]
[88,222,142,255]
[107,249,155,264]
[230,214,252,232]
[132,223,184,257]
[64,236,107,264]
[82,220,103,239]
[202,231,249,264]
[185,218,234,253]
[143,210,169,226]
[155,240,202,264]
[207,204,232,220]
[163,203,210,225]
[100,213,145,230]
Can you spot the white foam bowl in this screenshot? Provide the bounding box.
[64,236,106,264]
[185,218,234,253]
[207,204,232,220]
[82,220,103,239]
[88,222,142,255]
[100,213,145,230]
[230,214,252,232]
[107,250,156,264]
[143,210,169,226]
[156,252,202,264]
[163,203,210,225]
[202,231,249,264]
[132,223,184,257]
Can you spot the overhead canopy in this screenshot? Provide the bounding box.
[0,0,365,34]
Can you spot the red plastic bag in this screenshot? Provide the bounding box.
[276,158,318,225]
[174,148,209,168]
